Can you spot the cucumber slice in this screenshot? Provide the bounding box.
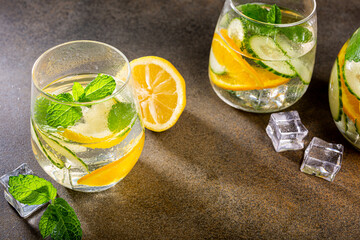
[31,121,65,169]
[209,49,226,75]
[36,127,88,172]
[247,35,296,78]
[343,60,360,99]
[227,18,246,49]
[329,59,342,121]
[275,34,315,84]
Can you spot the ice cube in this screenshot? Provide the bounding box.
[0,163,48,218]
[266,111,308,152]
[300,137,344,181]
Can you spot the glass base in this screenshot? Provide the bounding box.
[210,78,308,113]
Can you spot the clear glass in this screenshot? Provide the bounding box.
[329,28,360,150]
[31,41,145,192]
[300,137,343,181]
[266,111,308,152]
[209,0,317,113]
[0,163,48,218]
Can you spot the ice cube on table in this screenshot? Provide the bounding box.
[0,163,47,218]
[266,111,308,152]
[300,137,344,182]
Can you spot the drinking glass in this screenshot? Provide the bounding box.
[31,41,145,192]
[329,27,360,150]
[209,0,317,113]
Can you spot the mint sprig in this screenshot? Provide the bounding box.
[239,3,312,43]
[8,174,82,240]
[36,73,117,129]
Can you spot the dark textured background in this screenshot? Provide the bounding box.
[1,0,360,239]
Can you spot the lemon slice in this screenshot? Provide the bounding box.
[130,56,186,132]
[77,132,145,186]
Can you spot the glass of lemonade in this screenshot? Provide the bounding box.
[209,0,317,113]
[31,41,145,192]
[329,27,360,150]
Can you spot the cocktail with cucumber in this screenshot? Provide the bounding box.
[31,41,145,192]
[329,27,360,149]
[209,0,317,112]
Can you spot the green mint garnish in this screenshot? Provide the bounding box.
[34,97,51,127]
[82,74,116,101]
[46,93,82,128]
[108,101,136,133]
[267,4,281,24]
[345,27,360,62]
[239,3,312,43]
[39,198,82,240]
[241,4,268,22]
[9,175,82,240]
[72,82,85,102]
[36,74,117,130]
[8,175,57,205]
[281,25,312,43]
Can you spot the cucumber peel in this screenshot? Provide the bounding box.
[329,58,342,121]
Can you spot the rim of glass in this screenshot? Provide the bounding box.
[32,40,131,106]
[230,0,317,27]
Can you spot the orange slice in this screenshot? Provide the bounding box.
[130,56,186,132]
[77,132,145,186]
[209,32,290,91]
[338,40,360,122]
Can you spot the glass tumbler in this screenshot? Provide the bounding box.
[31,41,145,192]
[329,27,360,150]
[209,0,317,113]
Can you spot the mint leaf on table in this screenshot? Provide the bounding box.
[8,175,83,240]
[8,175,56,205]
[267,4,281,24]
[280,25,312,43]
[72,82,85,102]
[345,28,360,62]
[46,93,82,128]
[108,101,136,133]
[39,198,82,240]
[82,73,116,101]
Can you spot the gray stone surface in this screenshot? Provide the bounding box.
[1,0,360,239]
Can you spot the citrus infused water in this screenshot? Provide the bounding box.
[31,74,144,192]
[209,1,316,112]
[329,27,360,149]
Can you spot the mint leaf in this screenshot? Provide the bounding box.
[267,4,281,24]
[46,93,82,128]
[8,175,57,205]
[108,101,136,133]
[34,97,51,126]
[83,74,116,101]
[240,4,268,22]
[345,28,360,62]
[72,82,84,102]
[280,26,312,43]
[39,198,82,240]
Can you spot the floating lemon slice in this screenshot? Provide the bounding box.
[130,56,186,132]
